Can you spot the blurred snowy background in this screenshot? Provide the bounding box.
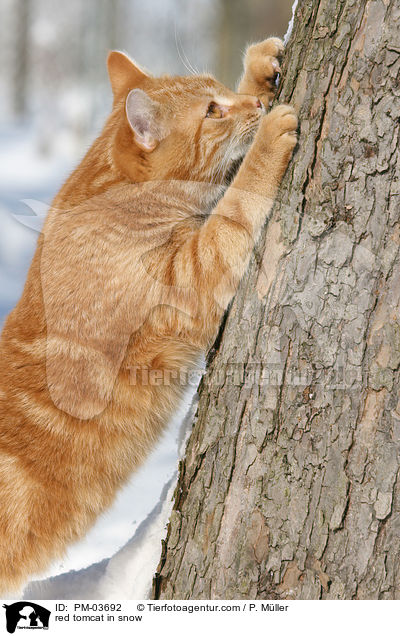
[0,0,293,598]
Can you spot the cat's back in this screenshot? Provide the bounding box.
[0,179,204,426]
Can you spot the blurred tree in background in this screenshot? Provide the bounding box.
[13,0,31,117]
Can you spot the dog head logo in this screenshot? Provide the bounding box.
[2,602,50,633]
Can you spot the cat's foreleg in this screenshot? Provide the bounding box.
[237,37,284,108]
[172,104,297,319]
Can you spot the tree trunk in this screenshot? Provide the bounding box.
[153,0,400,600]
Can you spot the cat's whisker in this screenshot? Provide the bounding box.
[211,134,239,186]
[222,135,241,174]
[180,45,200,76]
[174,24,198,76]
[211,145,230,185]
[214,144,234,184]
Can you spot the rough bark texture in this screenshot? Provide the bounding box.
[153,0,400,600]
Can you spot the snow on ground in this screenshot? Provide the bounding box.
[0,124,201,600]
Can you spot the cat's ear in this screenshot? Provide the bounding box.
[107,51,149,97]
[126,88,164,152]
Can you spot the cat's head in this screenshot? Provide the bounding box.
[107,51,263,186]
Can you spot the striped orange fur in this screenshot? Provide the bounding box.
[0,37,297,593]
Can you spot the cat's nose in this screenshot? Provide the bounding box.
[241,96,263,110]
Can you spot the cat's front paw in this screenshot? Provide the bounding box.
[260,104,298,153]
[244,37,284,100]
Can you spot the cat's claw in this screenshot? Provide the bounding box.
[244,37,285,97]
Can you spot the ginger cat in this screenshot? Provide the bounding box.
[0,37,297,594]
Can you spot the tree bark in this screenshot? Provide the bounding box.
[153,0,400,600]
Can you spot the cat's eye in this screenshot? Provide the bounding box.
[206,101,225,119]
